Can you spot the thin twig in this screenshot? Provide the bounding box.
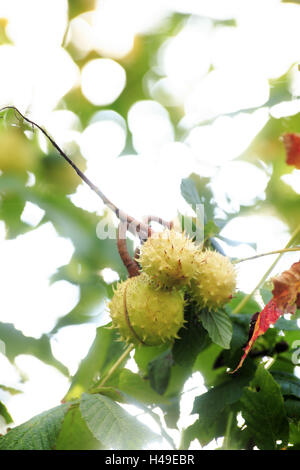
[98,343,134,387]
[232,224,300,314]
[233,246,300,264]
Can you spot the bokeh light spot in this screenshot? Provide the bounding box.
[211,161,269,211]
[128,100,174,154]
[81,58,126,106]
[79,111,127,164]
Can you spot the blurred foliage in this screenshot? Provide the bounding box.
[0,0,300,452]
[68,0,96,19]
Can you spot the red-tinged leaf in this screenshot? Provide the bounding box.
[272,260,300,312]
[230,299,283,373]
[282,133,300,169]
[231,260,300,373]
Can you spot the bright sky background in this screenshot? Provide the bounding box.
[0,0,300,450]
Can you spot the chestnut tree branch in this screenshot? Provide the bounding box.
[117,221,140,277]
[0,106,151,240]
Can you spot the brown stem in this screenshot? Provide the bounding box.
[134,246,141,264]
[0,106,151,241]
[117,221,140,277]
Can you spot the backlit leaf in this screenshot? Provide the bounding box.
[282,133,300,169]
[0,404,69,450]
[80,393,160,450]
[240,366,289,450]
[199,309,232,349]
[231,260,300,372]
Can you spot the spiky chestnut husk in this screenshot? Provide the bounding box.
[108,273,185,346]
[137,228,198,288]
[189,250,236,309]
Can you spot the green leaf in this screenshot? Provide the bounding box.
[56,404,103,450]
[162,399,180,430]
[226,291,261,315]
[204,220,220,240]
[64,324,126,401]
[68,0,96,19]
[181,411,229,449]
[184,174,216,217]
[162,363,191,400]
[0,192,30,239]
[229,313,252,329]
[134,344,170,374]
[134,344,191,428]
[0,401,13,424]
[80,393,160,450]
[268,72,293,107]
[0,403,70,450]
[194,343,225,387]
[93,381,175,448]
[192,370,253,420]
[50,277,107,333]
[180,178,201,208]
[0,322,68,376]
[285,398,300,422]
[148,349,173,395]
[199,309,232,349]
[89,386,126,403]
[0,175,126,274]
[271,371,300,399]
[181,418,215,449]
[172,321,211,368]
[260,288,273,305]
[0,385,22,395]
[289,422,300,448]
[269,356,295,375]
[229,322,248,353]
[240,365,289,450]
[273,317,299,331]
[118,369,170,404]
